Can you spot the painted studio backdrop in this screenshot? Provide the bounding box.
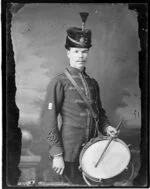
[11,3,141,182]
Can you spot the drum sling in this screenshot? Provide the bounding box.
[64,68,99,135]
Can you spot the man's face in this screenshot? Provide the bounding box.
[67,47,89,70]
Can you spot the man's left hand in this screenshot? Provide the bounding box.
[106,126,118,137]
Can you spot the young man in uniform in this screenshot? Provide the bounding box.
[41,13,117,185]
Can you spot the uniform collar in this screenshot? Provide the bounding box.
[67,66,86,75]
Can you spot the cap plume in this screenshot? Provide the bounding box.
[80,12,89,23]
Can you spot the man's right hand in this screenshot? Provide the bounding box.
[52,155,65,175]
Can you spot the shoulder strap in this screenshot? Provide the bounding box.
[64,68,98,120]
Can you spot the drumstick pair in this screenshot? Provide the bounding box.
[95,120,123,168]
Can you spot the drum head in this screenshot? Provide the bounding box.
[80,138,131,180]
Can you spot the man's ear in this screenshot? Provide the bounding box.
[66,50,70,58]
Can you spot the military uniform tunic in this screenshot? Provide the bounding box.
[41,66,110,162]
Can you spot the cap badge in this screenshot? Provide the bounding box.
[79,37,84,43]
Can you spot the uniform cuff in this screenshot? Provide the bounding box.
[49,145,63,158]
[53,153,63,157]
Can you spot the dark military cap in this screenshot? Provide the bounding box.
[65,12,92,49]
[65,27,92,49]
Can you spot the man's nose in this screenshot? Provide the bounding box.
[78,52,83,57]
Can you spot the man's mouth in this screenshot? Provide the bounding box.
[77,60,85,62]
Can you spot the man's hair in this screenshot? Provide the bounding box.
[66,47,70,50]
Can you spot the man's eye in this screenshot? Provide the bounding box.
[83,51,88,53]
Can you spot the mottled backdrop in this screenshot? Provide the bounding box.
[11,3,141,181]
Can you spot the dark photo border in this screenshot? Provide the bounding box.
[2,1,149,188]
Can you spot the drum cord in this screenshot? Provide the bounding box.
[82,172,92,186]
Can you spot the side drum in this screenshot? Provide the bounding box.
[79,136,132,185]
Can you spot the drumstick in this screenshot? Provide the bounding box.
[95,120,123,168]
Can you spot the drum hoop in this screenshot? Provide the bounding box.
[80,136,131,161]
[79,136,131,181]
[83,170,103,183]
[80,136,110,157]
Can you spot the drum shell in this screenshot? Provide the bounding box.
[79,136,131,183]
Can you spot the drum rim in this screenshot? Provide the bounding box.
[79,136,131,181]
